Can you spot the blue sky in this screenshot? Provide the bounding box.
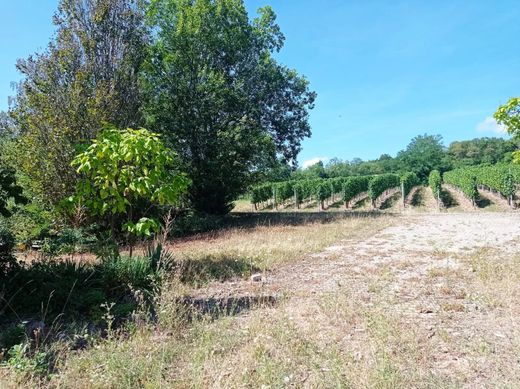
[1,1,519,166]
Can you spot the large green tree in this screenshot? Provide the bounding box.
[397,134,449,181]
[447,137,515,168]
[142,0,316,214]
[11,0,148,206]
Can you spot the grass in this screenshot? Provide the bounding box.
[164,212,393,286]
[4,214,520,387]
[0,212,393,387]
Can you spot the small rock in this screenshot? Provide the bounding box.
[250,273,262,282]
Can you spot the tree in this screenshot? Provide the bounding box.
[397,134,449,181]
[494,97,520,163]
[142,0,316,214]
[70,126,190,251]
[0,166,26,218]
[262,158,292,182]
[11,0,148,206]
[325,158,351,177]
[447,137,515,168]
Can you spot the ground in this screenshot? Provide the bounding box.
[181,212,520,387]
[10,210,518,388]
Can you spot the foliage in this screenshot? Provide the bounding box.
[4,343,50,376]
[250,173,414,209]
[10,0,148,206]
[368,174,400,201]
[293,161,327,180]
[397,134,449,181]
[342,176,372,203]
[142,0,316,214]
[0,223,17,275]
[400,172,420,198]
[447,137,516,168]
[494,97,520,163]
[273,181,295,204]
[6,203,54,245]
[447,164,520,198]
[70,126,190,238]
[443,168,478,201]
[1,252,163,323]
[250,183,274,205]
[39,227,98,258]
[262,158,293,182]
[428,170,442,198]
[0,166,26,217]
[494,97,520,138]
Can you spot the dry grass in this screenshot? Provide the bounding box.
[5,214,520,388]
[163,213,393,286]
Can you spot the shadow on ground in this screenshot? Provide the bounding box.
[175,255,261,286]
[440,189,459,208]
[411,188,426,207]
[475,195,492,208]
[380,192,401,210]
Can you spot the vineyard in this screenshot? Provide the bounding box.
[250,163,520,212]
[250,173,416,211]
[443,164,520,206]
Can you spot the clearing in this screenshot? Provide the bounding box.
[8,212,520,388]
[189,212,520,387]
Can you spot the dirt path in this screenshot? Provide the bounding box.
[405,186,440,213]
[196,213,520,386]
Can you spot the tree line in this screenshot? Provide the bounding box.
[266,135,517,183]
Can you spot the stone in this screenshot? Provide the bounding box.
[250,273,262,282]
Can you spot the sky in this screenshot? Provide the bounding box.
[1,1,519,167]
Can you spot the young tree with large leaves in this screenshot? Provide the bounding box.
[11,0,149,206]
[71,125,190,252]
[142,0,316,214]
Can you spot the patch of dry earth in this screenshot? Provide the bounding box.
[196,213,520,386]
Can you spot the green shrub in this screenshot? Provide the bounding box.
[8,203,53,246]
[0,223,17,274]
[5,343,50,376]
[102,255,159,290]
[0,324,26,351]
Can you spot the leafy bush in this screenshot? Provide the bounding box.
[7,203,53,246]
[70,126,190,240]
[5,343,50,376]
[40,227,98,258]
